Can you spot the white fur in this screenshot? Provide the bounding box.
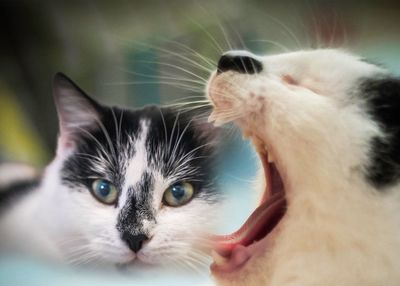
[0,119,218,268]
[121,120,150,203]
[208,49,400,285]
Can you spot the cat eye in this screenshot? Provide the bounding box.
[163,182,194,207]
[91,179,118,205]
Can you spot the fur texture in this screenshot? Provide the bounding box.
[207,49,400,286]
[0,73,220,267]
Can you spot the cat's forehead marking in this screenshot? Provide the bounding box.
[117,171,156,234]
[120,119,150,203]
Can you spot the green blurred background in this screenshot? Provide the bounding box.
[2,0,400,166]
[1,0,400,285]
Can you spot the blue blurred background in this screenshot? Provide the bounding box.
[1,0,400,285]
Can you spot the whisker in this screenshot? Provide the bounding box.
[157,107,169,147]
[216,19,233,51]
[249,39,291,52]
[162,39,217,66]
[93,118,118,170]
[109,81,204,93]
[262,12,303,49]
[306,1,322,49]
[75,127,114,169]
[186,17,225,54]
[131,60,211,82]
[131,41,216,75]
[117,67,208,84]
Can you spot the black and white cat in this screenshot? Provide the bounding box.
[0,73,219,267]
[207,49,400,285]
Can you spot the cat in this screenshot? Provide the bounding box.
[0,72,220,267]
[206,49,400,285]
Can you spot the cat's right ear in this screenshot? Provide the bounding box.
[53,72,101,152]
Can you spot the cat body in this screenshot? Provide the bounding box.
[0,73,219,267]
[207,49,400,285]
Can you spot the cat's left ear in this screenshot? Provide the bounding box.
[53,72,101,151]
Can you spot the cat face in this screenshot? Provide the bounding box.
[208,50,388,190]
[207,50,400,285]
[45,73,219,266]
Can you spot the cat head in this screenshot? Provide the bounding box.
[207,49,400,285]
[45,73,220,266]
[208,49,394,192]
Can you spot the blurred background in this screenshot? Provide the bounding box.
[1,0,400,285]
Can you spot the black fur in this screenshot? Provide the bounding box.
[361,77,400,188]
[55,73,218,243]
[61,105,216,196]
[117,172,155,236]
[217,53,263,74]
[121,232,148,253]
[0,178,39,213]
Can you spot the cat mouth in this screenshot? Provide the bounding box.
[210,135,287,274]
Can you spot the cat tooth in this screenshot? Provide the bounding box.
[207,112,217,123]
[251,137,265,154]
[211,250,229,266]
[213,118,226,127]
[207,110,218,123]
[242,130,252,139]
[208,112,226,127]
[268,153,275,163]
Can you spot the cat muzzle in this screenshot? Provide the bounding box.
[121,232,149,253]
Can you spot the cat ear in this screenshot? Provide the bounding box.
[53,72,101,150]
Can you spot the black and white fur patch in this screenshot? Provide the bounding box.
[361,77,400,188]
[207,49,400,286]
[0,73,220,266]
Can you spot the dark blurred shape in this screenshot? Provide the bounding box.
[0,1,59,155]
[122,232,149,253]
[217,53,263,74]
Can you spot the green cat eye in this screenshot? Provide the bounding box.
[91,179,118,205]
[163,182,194,207]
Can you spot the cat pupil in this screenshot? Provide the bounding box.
[99,182,110,197]
[171,184,185,200]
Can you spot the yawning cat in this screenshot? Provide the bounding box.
[207,49,400,285]
[0,73,219,267]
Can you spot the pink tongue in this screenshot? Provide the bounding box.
[212,193,286,257]
[231,245,251,265]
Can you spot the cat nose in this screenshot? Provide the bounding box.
[122,232,148,253]
[217,52,263,74]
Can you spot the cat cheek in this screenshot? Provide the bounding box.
[208,74,241,106]
[208,74,266,116]
[282,74,298,85]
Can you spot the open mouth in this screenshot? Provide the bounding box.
[210,137,287,274]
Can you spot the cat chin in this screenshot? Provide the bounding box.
[135,251,173,266]
[115,259,149,270]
